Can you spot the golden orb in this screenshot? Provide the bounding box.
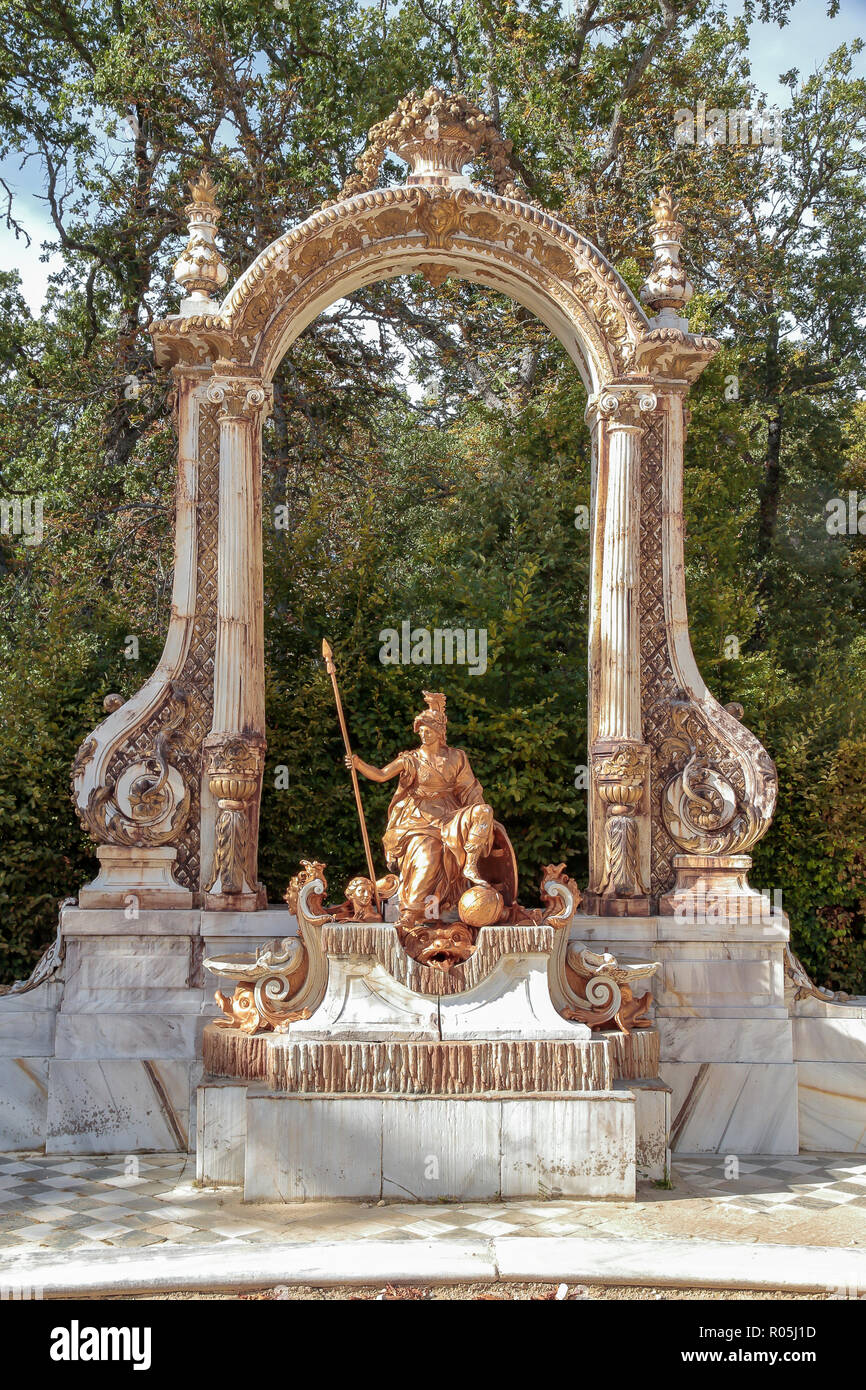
[457,885,503,928]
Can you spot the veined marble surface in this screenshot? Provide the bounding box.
[798,1062,866,1153]
[240,1092,635,1202]
[46,1059,193,1154]
[286,958,439,1041]
[196,1081,246,1185]
[439,956,590,1041]
[0,1006,56,1058]
[54,1013,204,1061]
[795,1017,866,1062]
[658,1017,793,1064]
[0,1058,49,1149]
[664,1061,799,1154]
[59,904,298,938]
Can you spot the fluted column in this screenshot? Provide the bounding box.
[204,374,272,910]
[586,386,656,916]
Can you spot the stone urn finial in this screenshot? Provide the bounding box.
[640,186,694,324]
[387,86,494,182]
[338,87,521,201]
[173,167,228,316]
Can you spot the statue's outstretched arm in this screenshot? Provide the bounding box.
[346,754,403,783]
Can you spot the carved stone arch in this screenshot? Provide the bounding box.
[219,184,647,392]
[71,87,777,920]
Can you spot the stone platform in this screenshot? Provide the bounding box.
[2,903,865,1158]
[197,1025,668,1200]
[216,1090,638,1202]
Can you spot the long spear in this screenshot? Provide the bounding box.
[322,639,381,915]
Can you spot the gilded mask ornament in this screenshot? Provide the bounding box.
[417,192,464,249]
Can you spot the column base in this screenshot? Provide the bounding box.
[583,893,651,917]
[658,854,776,923]
[204,883,268,913]
[78,846,193,909]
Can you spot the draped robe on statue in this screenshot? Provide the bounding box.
[382,747,494,919]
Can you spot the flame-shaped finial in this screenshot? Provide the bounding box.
[641,185,693,321]
[173,167,227,315]
[188,168,219,207]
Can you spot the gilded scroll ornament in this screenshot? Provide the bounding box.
[531,864,582,928]
[284,859,329,920]
[563,948,659,1033]
[205,378,270,421]
[598,387,658,426]
[209,936,310,1033]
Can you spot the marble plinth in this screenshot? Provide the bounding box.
[0,904,296,1152]
[234,1090,636,1202]
[614,1077,671,1180]
[793,1006,866,1152]
[665,1061,799,1154]
[574,911,801,1153]
[0,1057,50,1149]
[78,846,193,908]
[196,1080,246,1184]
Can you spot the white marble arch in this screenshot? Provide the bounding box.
[65,82,742,923]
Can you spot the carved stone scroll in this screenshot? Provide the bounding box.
[638,393,778,908]
[72,374,220,906]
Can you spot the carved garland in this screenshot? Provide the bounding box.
[206,739,265,896]
[334,87,525,203]
[594,747,649,898]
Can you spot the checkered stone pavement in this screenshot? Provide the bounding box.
[675,1155,866,1213]
[0,1152,864,1255]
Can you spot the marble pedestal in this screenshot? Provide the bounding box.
[0,903,293,1154]
[196,1084,638,1201]
[576,909,800,1153]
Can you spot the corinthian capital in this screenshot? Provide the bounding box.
[206,377,273,423]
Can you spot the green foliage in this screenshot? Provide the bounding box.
[259,377,592,901]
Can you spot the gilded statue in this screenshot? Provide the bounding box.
[345,692,509,929]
